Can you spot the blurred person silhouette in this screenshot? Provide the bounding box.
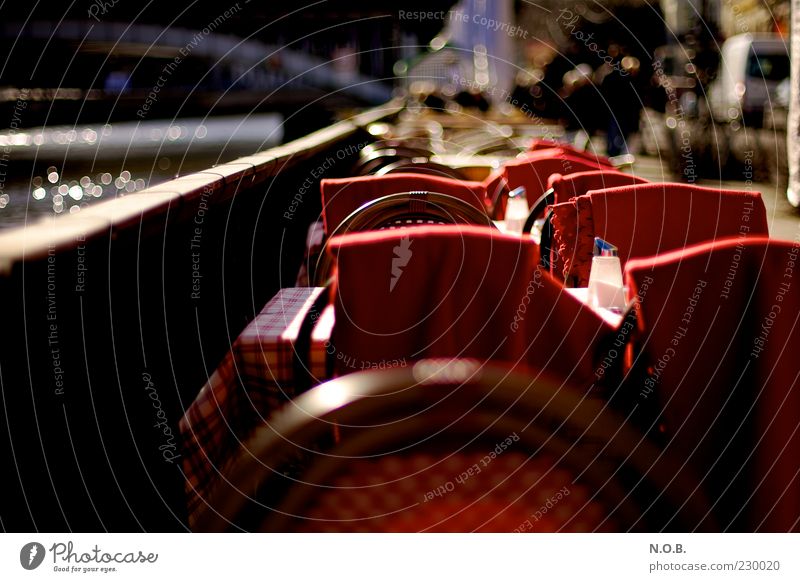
[511,69,553,118]
[561,63,596,133]
[541,42,579,116]
[601,53,642,156]
[510,70,535,110]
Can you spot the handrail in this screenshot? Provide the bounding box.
[0,98,404,274]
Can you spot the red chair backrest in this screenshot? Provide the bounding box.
[321,173,488,235]
[460,149,614,220]
[528,140,614,167]
[501,151,612,210]
[547,170,649,205]
[625,237,800,531]
[529,138,563,151]
[551,182,769,286]
[328,224,613,385]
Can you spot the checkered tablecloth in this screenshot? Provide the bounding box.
[180,287,332,526]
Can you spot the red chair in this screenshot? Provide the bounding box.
[496,150,613,216]
[530,170,650,271]
[327,224,614,386]
[547,170,649,205]
[528,139,614,167]
[527,170,650,233]
[313,191,495,285]
[321,173,489,235]
[625,237,800,531]
[483,149,616,220]
[550,182,769,286]
[193,360,713,532]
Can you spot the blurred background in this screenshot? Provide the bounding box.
[0,0,791,228]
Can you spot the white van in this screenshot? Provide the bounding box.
[708,33,789,127]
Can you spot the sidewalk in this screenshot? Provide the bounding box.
[628,153,799,240]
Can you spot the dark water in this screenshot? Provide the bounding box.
[0,113,283,229]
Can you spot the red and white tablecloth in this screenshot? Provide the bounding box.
[179,287,332,526]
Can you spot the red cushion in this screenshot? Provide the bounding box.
[590,183,768,263]
[501,152,612,209]
[529,138,563,151]
[528,141,614,167]
[551,182,769,286]
[625,237,800,531]
[321,174,488,235]
[328,224,613,385]
[547,170,649,205]
[550,195,596,286]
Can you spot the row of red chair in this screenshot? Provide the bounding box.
[311,138,800,531]
[320,142,619,235]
